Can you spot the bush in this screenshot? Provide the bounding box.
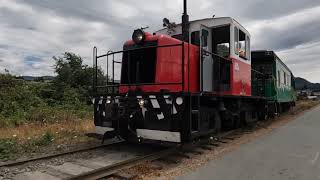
[33,131,54,146]
[0,139,18,159]
[0,52,103,128]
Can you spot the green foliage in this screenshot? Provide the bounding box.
[53,52,107,93]
[33,131,54,146]
[0,52,102,128]
[0,139,18,159]
[0,132,54,160]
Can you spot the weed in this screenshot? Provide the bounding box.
[0,139,18,160]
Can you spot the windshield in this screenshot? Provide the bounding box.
[121,41,158,84]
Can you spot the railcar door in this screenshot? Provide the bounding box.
[200,25,213,92]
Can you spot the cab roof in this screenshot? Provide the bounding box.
[155,17,250,37]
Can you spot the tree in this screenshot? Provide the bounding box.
[53,52,107,101]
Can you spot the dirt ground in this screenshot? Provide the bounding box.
[123,100,320,180]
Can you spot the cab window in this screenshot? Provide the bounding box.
[201,29,209,47]
[212,25,230,58]
[239,30,246,59]
[191,31,200,46]
[234,27,239,55]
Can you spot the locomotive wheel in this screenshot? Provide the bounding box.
[200,107,221,132]
[221,110,237,130]
[267,103,276,119]
[211,109,221,132]
[258,111,268,121]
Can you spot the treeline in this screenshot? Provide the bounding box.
[0,52,107,127]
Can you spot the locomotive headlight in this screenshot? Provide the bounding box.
[132,29,145,44]
[138,99,145,107]
[176,97,184,105]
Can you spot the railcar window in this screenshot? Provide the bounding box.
[239,30,246,59]
[234,27,239,55]
[191,31,200,46]
[288,75,291,86]
[212,25,230,58]
[284,72,287,85]
[278,71,281,87]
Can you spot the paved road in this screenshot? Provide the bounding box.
[176,105,320,180]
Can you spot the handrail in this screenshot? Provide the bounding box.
[93,43,186,95]
[97,43,183,58]
[201,49,232,62]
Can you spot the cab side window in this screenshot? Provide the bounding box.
[234,27,250,60]
[239,30,246,59]
[201,29,209,47]
[234,27,239,55]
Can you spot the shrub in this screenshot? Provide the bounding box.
[0,139,18,159]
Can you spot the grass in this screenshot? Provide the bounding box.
[0,119,95,160]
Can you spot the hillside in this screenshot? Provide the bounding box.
[19,76,55,81]
[295,77,320,90]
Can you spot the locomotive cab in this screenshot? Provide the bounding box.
[156,17,252,96]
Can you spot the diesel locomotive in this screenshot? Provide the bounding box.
[92,1,296,143]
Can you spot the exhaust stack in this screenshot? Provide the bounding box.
[182,0,189,42]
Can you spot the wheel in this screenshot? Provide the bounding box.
[200,107,221,133]
[267,103,276,119]
[221,110,237,130]
[258,111,268,120]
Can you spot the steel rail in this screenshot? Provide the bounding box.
[65,147,177,180]
[65,130,243,180]
[0,141,125,168]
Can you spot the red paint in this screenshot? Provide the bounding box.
[119,33,252,97]
[220,58,251,96]
[120,33,200,93]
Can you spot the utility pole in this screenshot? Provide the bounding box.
[182,0,189,42]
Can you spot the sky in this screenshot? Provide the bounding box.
[0,0,319,82]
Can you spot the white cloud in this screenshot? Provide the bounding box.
[0,0,319,83]
[278,41,320,83]
[248,6,320,49]
[0,0,114,75]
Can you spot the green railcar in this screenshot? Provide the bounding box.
[252,51,296,113]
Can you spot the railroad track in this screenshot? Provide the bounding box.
[1,129,253,180]
[0,140,125,168]
[66,147,176,180]
[65,129,244,180]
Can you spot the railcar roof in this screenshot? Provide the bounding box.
[252,50,293,75]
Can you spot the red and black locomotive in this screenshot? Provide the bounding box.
[92,1,294,143]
